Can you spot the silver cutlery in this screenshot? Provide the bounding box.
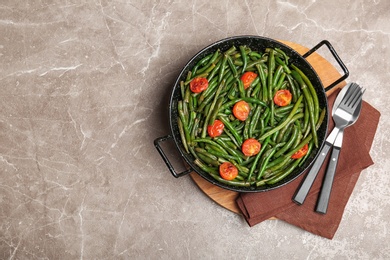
[293,83,364,205]
[316,85,364,214]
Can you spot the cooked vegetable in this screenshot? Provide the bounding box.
[274,89,292,107]
[207,119,224,137]
[233,100,250,121]
[242,138,261,157]
[177,44,324,188]
[291,143,309,159]
[219,162,239,180]
[190,77,209,93]
[241,71,258,89]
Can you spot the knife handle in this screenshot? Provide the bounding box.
[293,142,332,205]
[316,144,342,214]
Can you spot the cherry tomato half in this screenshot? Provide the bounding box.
[274,89,292,107]
[190,77,209,93]
[291,143,309,159]
[242,138,261,157]
[219,162,238,181]
[232,100,250,121]
[241,71,258,89]
[207,119,224,138]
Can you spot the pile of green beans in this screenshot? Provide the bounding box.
[177,45,325,188]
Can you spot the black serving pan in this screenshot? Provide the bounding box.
[154,35,348,192]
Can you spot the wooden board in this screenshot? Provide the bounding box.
[190,40,347,214]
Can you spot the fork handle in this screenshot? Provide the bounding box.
[316,131,343,214]
[293,141,332,205]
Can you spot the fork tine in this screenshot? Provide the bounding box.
[351,88,365,107]
[343,84,363,108]
[340,83,359,106]
[348,84,364,107]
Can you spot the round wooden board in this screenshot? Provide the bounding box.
[190,40,347,214]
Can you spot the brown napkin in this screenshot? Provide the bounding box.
[236,89,381,239]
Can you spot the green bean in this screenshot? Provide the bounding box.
[286,74,298,103]
[196,50,220,75]
[195,147,221,164]
[208,96,225,126]
[187,111,196,132]
[274,124,299,158]
[209,172,252,187]
[291,70,318,147]
[197,152,220,167]
[194,159,218,174]
[178,118,189,153]
[180,81,186,100]
[193,138,227,153]
[218,116,243,145]
[206,146,242,163]
[221,127,240,148]
[267,50,275,126]
[243,115,251,140]
[259,94,303,141]
[275,73,286,91]
[237,78,246,98]
[272,65,284,87]
[207,59,223,82]
[275,56,291,74]
[226,54,238,78]
[215,138,245,163]
[239,45,248,73]
[218,54,228,83]
[192,53,213,75]
[201,80,225,137]
[302,99,310,135]
[264,156,293,177]
[249,105,262,138]
[251,81,261,98]
[255,64,268,102]
[257,143,283,180]
[225,45,237,56]
[247,136,270,181]
[266,157,302,184]
[190,117,200,140]
[249,51,262,59]
[291,64,319,123]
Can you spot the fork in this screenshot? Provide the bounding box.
[293,83,363,205]
[316,85,364,213]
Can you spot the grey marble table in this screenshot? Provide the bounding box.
[1,1,389,259]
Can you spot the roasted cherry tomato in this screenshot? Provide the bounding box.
[219,162,239,181]
[207,119,224,138]
[240,71,258,89]
[190,77,209,93]
[232,100,250,121]
[273,89,292,107]
[242,138,261,157]
[291,143,309,159]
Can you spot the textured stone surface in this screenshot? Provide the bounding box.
[1,0,389,259]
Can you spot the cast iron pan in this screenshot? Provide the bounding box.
[155,35,348,192]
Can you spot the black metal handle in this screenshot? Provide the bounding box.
[315,145,341,214]
[293,141,332,205]
[303,40,349,92]
[154,135,192,178]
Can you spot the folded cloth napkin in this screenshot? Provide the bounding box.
[236,89,381,239]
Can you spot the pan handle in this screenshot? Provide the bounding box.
[154,135,192,178]
[302,40,349,92]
